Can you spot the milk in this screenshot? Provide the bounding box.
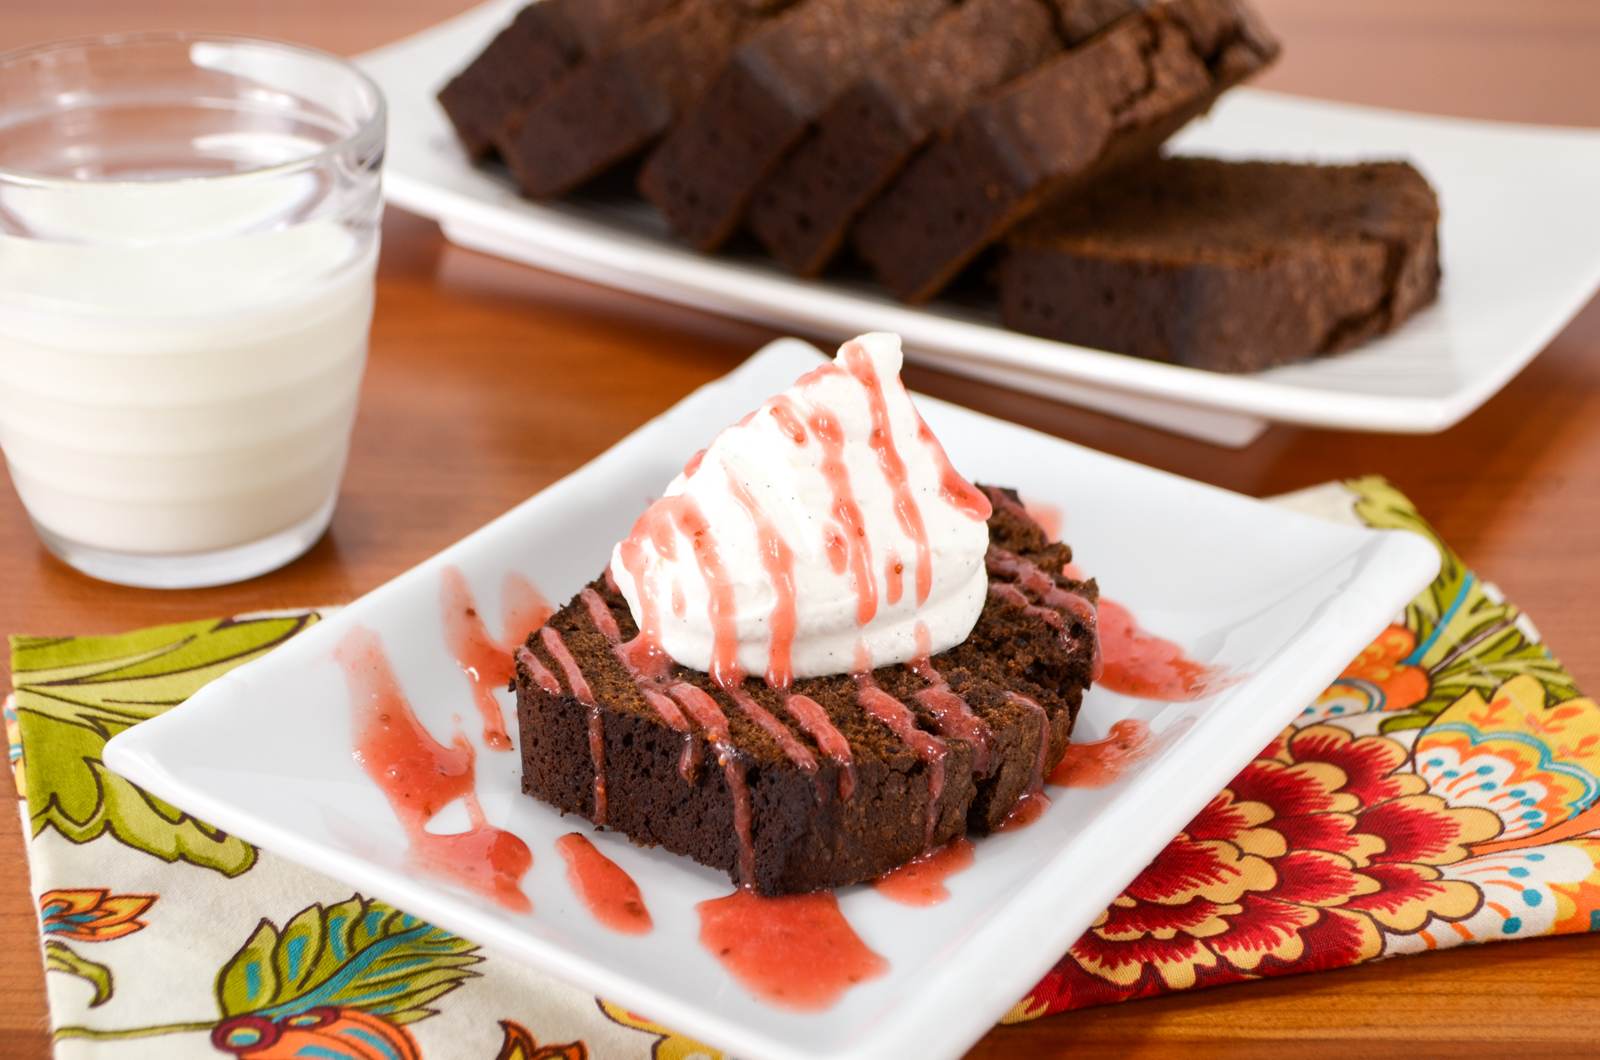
[0,179,376,555]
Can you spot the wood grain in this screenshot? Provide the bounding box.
[2,1,1598,1056]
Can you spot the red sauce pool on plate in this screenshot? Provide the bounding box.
[338,626,533,913]
[555,833,651,935]
[873,838,974,906]
[698,888,888,1011]
[1049,719,1154,789]
[440,566,553,750]
[993,789,1052,832]
[1096,599,1227,701]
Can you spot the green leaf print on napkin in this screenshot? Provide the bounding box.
[44,940,114,1007]
[11,613,319,877]
[1347,476,1579,732]
[217,895,482,1025]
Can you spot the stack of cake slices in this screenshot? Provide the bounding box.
[440,0,1441,371]
[514,488,1097,894]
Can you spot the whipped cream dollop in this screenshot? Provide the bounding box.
[610,332,992,686]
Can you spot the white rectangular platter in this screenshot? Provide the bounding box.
[106,338,1438,1059]
[357,0,1600,447]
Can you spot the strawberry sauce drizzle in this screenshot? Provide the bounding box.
[808,404,877,627]
[669,684,757,886]
[1061,560,1229,702]
[619,495,744,688]
[726,469,798,688]
[615,532,664,664]
[995,790,1052,832]
[555,832,652,935]
[697,888,887,1011]
[981,484,1063,541]
[915,415,991,521]
[840,340,933,605]
[515,646,560,695]
[539,626,607,824]
[580,588,702,780]
[1097,600,1230,701]
[854,674,948,847]
[986,546,1101,678]
[440,565,552,751]
[727,687,818,776]
[783,693,857,800]
[1049,719,1154,787]
[884,549,904,605]
[337,626,532,913]
[988,581,1065,632]
[909,625,993,774]
[873,838,974,905]
[502,572,555,639]
[768,394,809,445]
[981,485,1030,525]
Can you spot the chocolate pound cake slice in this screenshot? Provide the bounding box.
[514,488,1097,895]
[497,0,791,199]
[999,158,1442,371]
[437,0,683,160]
[852,0,1280,303]
[638,0,953,252]
[747,0,1140,276]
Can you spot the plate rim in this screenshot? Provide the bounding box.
[354,0,1600,437]
[104,338,1443,1060]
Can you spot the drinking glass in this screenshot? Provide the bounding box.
[0,33,385,587]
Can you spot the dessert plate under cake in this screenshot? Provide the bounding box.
[106,338,1438,1060]
[357,0,1600,446]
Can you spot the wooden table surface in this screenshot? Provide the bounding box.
[3,1,1598,1056]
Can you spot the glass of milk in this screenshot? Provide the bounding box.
[0,33,384,587]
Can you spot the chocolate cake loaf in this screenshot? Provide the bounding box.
[852,0,1280,303]
[437,0,681,159]
[999,158,1442,371]
[514,488,1097,895]
[497,0,790,199]
[638,0,953,252]
[747,0,1139,276]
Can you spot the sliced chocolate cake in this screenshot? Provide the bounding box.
[852,0,1280,303]
[514,489,1096,894]
[638,0,953,252]
[437,0,682,160]
[497,0,789,199]
[998,157,1442,371]
[747,0,1139,276]
[513,333,1097,894]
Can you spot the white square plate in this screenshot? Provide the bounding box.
[107,339,1438,1060]
[356,0,1600,447]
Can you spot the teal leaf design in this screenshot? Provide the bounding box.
[45,940,113,1007]
[216,896,481,1026]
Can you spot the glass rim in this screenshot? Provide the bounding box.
[0,29,386,188]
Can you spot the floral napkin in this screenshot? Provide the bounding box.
[9,476,1595,1058]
